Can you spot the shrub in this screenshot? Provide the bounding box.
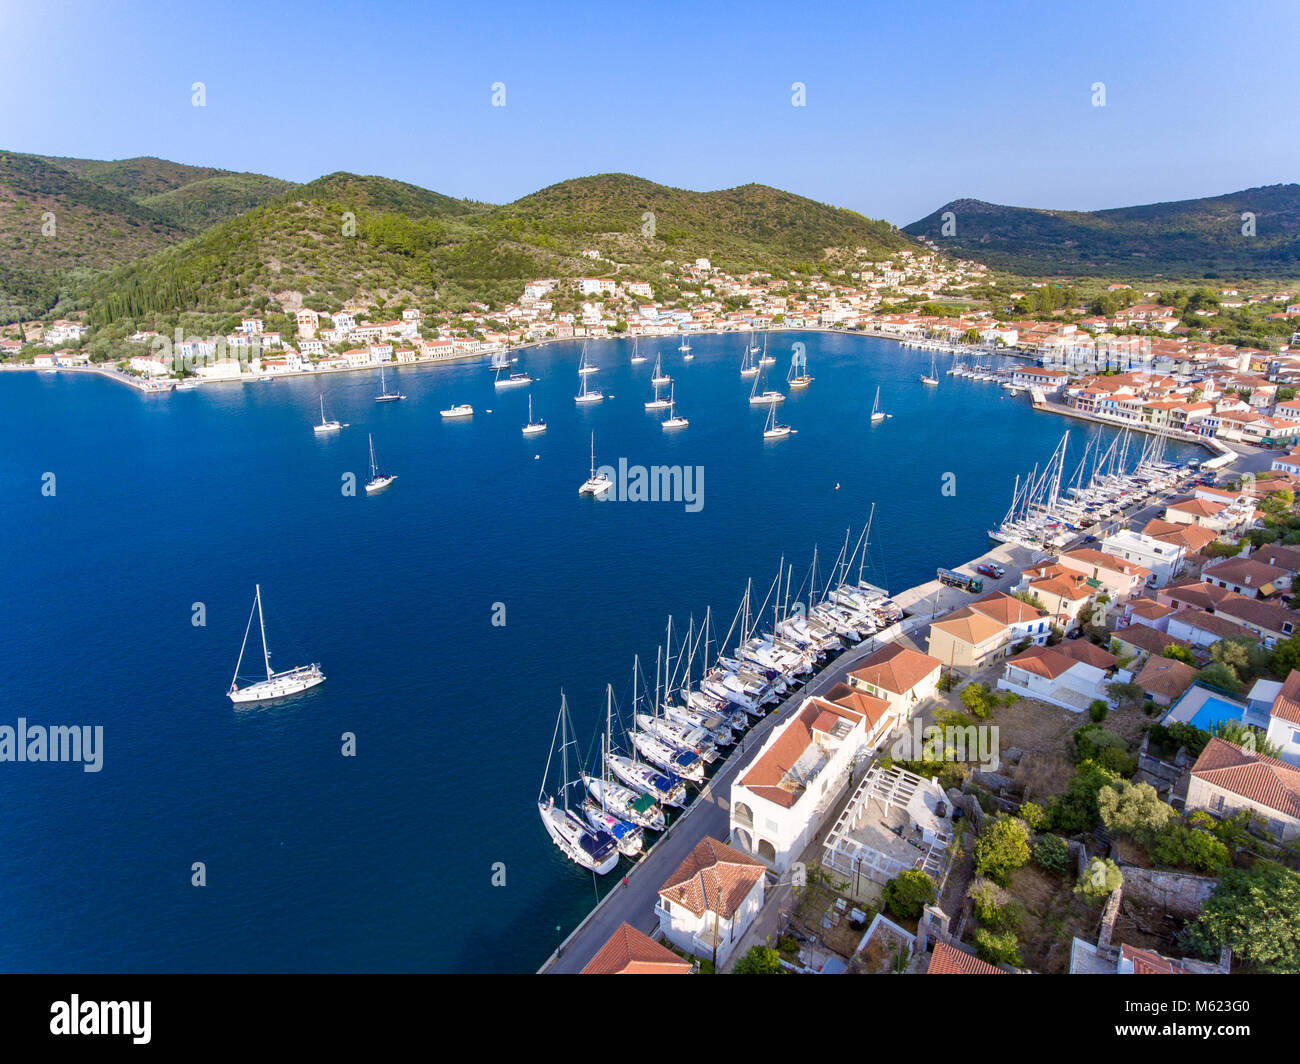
[1018,801,1048,832]
[731,945,782,974]
[882,868,934,921]
[1147,823,1231,874]
[1162,644,1195,664]
[960,682,996,719]
[1050,760,1121,834]
[1075,857,1123,903]
[973,816,1032,886]
[967,878,1008,924]
[1032,833,1070,874]
[973,928,1021,967]
[1088,699,1109,723]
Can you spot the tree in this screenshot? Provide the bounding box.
[731,945,782,974]
[1196,661,1245,697]
[1075,857,1123,903]
[1097,780,1174,846]
[974,928,1020,967]
[1032,833,1070,874]
[973,816,1032,886]
[960,682,996,719]
[1051,759,1122,834]
[1147,823,1230,874]
[1162,644,1195,664]
[882,868,934,920]
[1213,721,1283,759]
[1269,635,1300,677]
[1182,864,1300,974]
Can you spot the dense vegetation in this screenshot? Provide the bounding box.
[904,184,1300,277]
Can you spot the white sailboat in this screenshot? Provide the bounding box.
[539,693,620,874]
[228,584,324,704]
[583,681,665,831]
[494,364,534,388]
[364,433,397,493]
[661,383,688,429]
[870,385,887,423]
[749,370,784,406]
[650,353,671,386]
[374,365,405,402]
[575,354,603,404]
[578,432,612,497]
[788,349,813,389]
[920,351,939,386]
[762,403,793,439]
[577,341,599,375]
[313,394,345,434]
[522,394,546,436]
[678,334,692,357]
[740,343,759,377]
[630,336,647,364]
[758,331,774,366]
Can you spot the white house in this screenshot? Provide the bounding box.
[846,643,942,719]
[1101,528,1186,587]
[997,643,1115,713]
[655,837,766,968]
[729,694,880,872]
[1264,670,1300,765]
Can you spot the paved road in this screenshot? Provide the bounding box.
[539,628,925,973]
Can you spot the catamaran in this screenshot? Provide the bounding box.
[870,385,887,423]
[313,394,345,434]
[374,365,405,402]
[749,370,784,406]
[440,403,473,418]
[228,584,324,704]
[661,383,688,429]
[522,394,546,436]
[762,403,793,439]
[650,353,671,386]
[630,336,647,364]
[539,693,620,874]
[579,432,612,497]
[920,352,939,386]
[364,433,397,493]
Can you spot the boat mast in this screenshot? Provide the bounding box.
[255,583,272,680]
[231,589,259,690]
[858,502,876,586]
[541,692,564,803]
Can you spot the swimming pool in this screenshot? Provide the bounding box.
[1188,695,1248,731]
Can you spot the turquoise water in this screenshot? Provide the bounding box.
[1189,695,1248,731]
[0,331,1198,971]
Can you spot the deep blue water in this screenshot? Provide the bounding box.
[0,332,1197,972]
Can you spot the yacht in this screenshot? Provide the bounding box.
[629,729,704,783]
[539,694,620,874]
[678,336,692,356]
[661,384,688,429]
[788,351,813,389]
[870,385,887,423]
[575,363,603,404]
[920,352,939,386]
[650,353,671,386]
[577,342,599,375]
[636,714,717,764]
[584,773,664,832]
[364,433,397,493]
[440,403,473,418]
[227,585,325,704]
[762,404,792,439]
[605,752,687,807]
[374,365,405,402]
[313,394,345,434]
[494,365,534,388]
[579,432,612,497]
[522,395,546,436]
[740,344,759,377]
[758,332,775,365]
[748,371,784,406]
[630,336,647,364]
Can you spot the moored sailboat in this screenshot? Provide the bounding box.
[539,693,620,874]
[313,393,345,434]
[364,433,397,493]
[578,432,612,497]
[228,585,325,704]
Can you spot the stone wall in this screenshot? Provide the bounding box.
[1117,865,1218,919]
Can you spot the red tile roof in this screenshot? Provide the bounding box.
[658,837,767,919]
[927,940,1004,975]
[582,922,694,974]
[849,643,941,696]
[1191,738,1300,819]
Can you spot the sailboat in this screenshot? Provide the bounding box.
[313,393,345,434]
[364,433,397,493]
[762,403,793,440]
[522,394,546,436]
[661,383,688,429]
[788,350,813,389]
[493,363,534,388]
[578,432,612,497]
[678,334,692,357]
[575,351,603,404]
[630,336,647,364]
[870,385,887,423]
[758,331,774,366]
[749,370,784,406]
[539,693,620,874]
[374,365,405,402]
[740,342,759,377]
[583,681,665,832]
[227,584,324,704]
[650,353,671,386]
[920,351,939,386]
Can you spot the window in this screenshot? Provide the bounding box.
[1210,794,1226,813]
[1291,729,1300,746]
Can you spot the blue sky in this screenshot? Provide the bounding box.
[3,0,1296,223]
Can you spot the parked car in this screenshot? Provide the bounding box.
[975,562,1005,579]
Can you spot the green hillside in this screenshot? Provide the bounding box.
[904,185,1300,277]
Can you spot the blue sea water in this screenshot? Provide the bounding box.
[0,332,1197,972]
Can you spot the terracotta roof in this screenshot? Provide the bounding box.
[849,642,942,696]
[1006,644,1079,681]
[1213,594,1300,636]
[927,940,1004,975]
[1254,545,1300,574]
[1168,608,1257,643]
[582,923,694,974]
[1142,519,1219,553]
[1056,639,1118,670]
[929,606,1008,646]
[1029,572,1093,601]
[738,699,863,808]
[1160,580,1238,612]
[970,591,1045,625]
[1272,669,1300,726]
[823,681,894,730]
[1167,497,1227,518]
[1134,656,1199,700]
[1191,737,1300,819]
[658,837,767,918]
[1202,555,1288,590]
[1119,943,1188,975]
[1059,548,1152,581]
[1128,598,1173,620]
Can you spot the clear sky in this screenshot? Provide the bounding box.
[3,0,1296,224]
